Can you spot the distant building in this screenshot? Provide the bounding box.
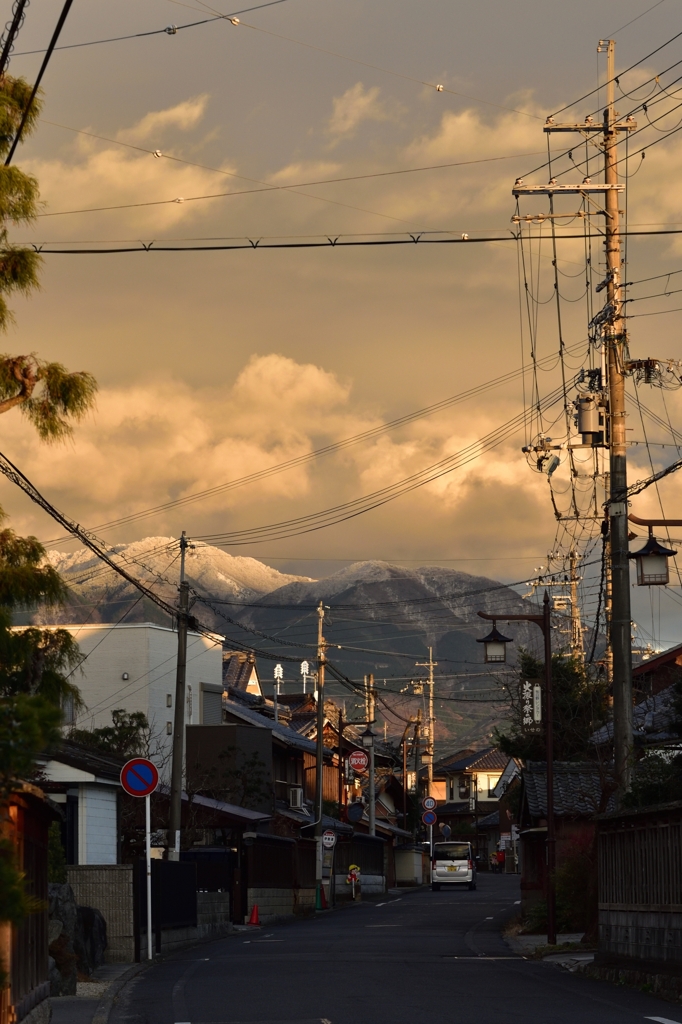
[38,622,223,767]
[223,651,261,695]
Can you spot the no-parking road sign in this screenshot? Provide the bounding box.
[422,810,437,826]
[120,758,159,798]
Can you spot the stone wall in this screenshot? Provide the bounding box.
[334,873,385,897]
[598,908,682,964]
[293,888,316,915]
[67,865,134,963]
[246,887,294,923]
[197,892,231,940]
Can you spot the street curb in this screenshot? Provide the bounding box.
[91,962,149,1024]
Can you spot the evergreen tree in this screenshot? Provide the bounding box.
[0,71,97,936]
[494,651,610,763]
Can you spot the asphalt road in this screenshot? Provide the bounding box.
[111,874,681,1024]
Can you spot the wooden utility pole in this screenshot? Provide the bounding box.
[169,531,190,862]
[601,37,634,794]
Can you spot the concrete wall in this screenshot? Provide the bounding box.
[67,865,134,963]
[63,623,222,766]
[78,785,117,865]
[395,849,423,886]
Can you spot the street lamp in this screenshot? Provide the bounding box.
[628,514,679,586]
[476,622,513,663]
[361,725,375,748]
[301,660,310,694]
[273,663,283,724]
[477,591,557,946]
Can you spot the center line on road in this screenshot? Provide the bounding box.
[485,916,493,920]
[646,1017,682,1023]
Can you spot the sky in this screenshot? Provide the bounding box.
[2,0,682,648]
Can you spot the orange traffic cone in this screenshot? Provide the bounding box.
[248,904,260,926]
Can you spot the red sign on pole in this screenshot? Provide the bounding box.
[348,749,369,773]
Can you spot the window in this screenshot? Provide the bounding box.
[458,777,470,799]
[448,778,455,801]
[166,694,172,707]
[166,721,172,735]
[487,775,501,797]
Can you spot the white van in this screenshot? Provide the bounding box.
[431,841,476,891]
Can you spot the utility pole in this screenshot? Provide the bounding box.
[169,532,190,862]
[569,549,584,663]
[366,674,376,837]
[517,38,636,796]
[416,648,437,796]
[315,602,326,901]
[600,37,634,795]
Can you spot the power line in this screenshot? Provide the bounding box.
[42,341,586,544]
[11,0,295,56]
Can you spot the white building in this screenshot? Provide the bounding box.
[60,622,224,768]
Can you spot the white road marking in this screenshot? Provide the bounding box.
[375,902,387,907]
[514,900,521,905]
[485,916,493,920]
[388,898,402,903]
[366,924,399,928]
[646,1018,682,1023]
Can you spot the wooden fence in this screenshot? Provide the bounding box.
[597,801,682,966]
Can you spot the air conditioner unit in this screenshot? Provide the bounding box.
[289,787,303,809]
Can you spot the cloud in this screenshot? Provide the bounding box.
[327,83,392,137]
[23,97,235,232]
[117,95,210,143]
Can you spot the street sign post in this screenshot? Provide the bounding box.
[422,810,437,826]
[422,796,437,811]
[322,829,337,849]
[348,749,369,774]
[120,758,159,962]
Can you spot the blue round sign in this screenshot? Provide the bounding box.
[120,758,159,798]
[422,810,437,826]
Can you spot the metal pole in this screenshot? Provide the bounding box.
[168,532,190,862]
[338,713,344,818]
[315,602,326,898]
[602,37,633,795]
[145,793,152,961]
[543,590,557,946]
[368,674,376,837]
[569,548,584,663]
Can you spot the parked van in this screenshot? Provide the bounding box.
[431,841,476,891]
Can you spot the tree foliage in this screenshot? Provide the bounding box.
[494,651,610,762]
[70,709,151,759]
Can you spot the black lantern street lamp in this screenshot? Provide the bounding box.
[361,725,375,749]
[477,591,557,946]
[628,514,679,586]
[476,622,514,663]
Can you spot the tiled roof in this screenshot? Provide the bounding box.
[223,652,258,690]
[633,643,682,677]
[591,684,681,747]
[42,741,126,782]
[223,698,329,757]
[478,810,500,828]
[433,747,509,775]
[523,761,617,818]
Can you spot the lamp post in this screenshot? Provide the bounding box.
[628,513,679,586]
[273,663,283,723]
[361,724,375,837]
[477,591,556,945]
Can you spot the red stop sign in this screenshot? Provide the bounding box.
[348,749,369,773]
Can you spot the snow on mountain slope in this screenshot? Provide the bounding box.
[40,537,313,625]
